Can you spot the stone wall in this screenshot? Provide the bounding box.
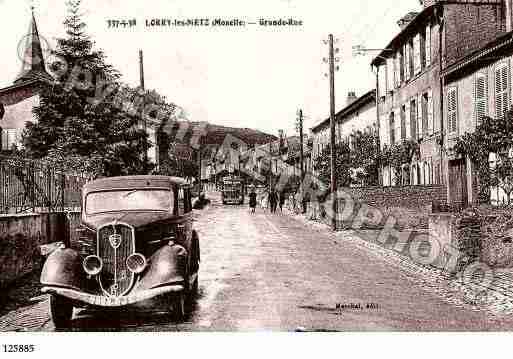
[306,185,447,230]
[429,213,480,274]
[480,213,513,268]
[342,185,447,211]
[0,212,79,288]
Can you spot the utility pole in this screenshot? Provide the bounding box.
[268,141,272,192]
[328,34,337,231]
[297,109,306,213]
[197,141,202,194]
[139,50,148,168]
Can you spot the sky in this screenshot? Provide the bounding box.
[0,0,421,136]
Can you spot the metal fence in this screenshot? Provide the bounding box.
[0,155,90,214]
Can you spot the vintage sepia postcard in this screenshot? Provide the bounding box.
[0,0,512,357]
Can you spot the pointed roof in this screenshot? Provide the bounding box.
[14,10,51,84]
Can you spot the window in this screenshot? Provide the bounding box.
[399,48,405,83]
[404,44,410,81]
[495,63,510,119]
[410,98,417,139]
[408,39,414,78]
[1,129,22,151]
[421,93,428,136]
[447,87,458,134]
[426,24,431,66]
[424,162,430,185]
[474,73,488,124]
[394,54,399,88]
[427,90,433,134]
[86,190,173,215]
[389,112,395,145]
[414,34,421,75]
[420,30,426,69]
[387,57,394,93]
[400,105,406,139]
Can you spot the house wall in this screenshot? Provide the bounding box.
[0,91,39,150]
[311,95,376,177]
[378,17,442,187]
[445,52,513,205]
[444,3,505,68]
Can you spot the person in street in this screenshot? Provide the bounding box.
[278,191,285,213]
[270,190,278,213]
[249,187,257,213]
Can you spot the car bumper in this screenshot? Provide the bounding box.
[41,284,184,307]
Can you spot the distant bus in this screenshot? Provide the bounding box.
[221,176,245,205]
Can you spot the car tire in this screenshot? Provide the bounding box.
[50,295,73,330]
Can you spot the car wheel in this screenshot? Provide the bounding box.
[50,295,73,330]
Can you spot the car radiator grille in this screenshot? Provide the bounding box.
[98,224,135,297]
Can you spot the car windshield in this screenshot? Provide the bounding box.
[86,189,173,214]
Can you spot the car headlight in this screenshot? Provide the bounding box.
[83,255,103,276]
[126,253,147,274]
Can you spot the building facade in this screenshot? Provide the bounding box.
[0,12,52,152]
[310,90,377,179]
[443,31,513,206]
[372,0,508,203]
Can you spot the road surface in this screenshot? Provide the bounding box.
[2,191,513,331]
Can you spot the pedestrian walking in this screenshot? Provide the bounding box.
[278,191,285,213]
[269,190,277,213]
[249,188,257,213]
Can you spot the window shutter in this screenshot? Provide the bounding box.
[495,64,510,119]
[427,90,434,134]
[387,58,394,92]
[474,73,488,125]
[394,55,399,88]
[417,93,423,139]
[414,34,421,75]
[400,106,407,139]
[404,44,410,80]
[379,65,386,98]
[405,103,411,139]
[389,112,395,145]
[426,25,431,66]
[410,99,417,140]
[447,88,457,134]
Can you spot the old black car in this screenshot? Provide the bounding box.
[40,176,200,328]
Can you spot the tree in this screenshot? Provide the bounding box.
[350,130,379,186]
[454,108,513,203]
[380,139,419,186]
[496,154,513,205]
[23,0,151,177]
[313,141,352,190]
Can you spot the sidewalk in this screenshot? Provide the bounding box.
[282,204,513,316]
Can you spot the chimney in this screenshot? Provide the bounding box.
[347,91,357,106]
[397,12,420,30]
[507,0,513,32]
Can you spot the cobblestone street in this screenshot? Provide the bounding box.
[3,192,513,331]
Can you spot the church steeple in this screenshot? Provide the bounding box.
[14,7,51,84]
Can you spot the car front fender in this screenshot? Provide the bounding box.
[135,243,187,291]
[40,248,84,291]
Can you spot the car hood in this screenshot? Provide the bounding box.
[83,211,178,230]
